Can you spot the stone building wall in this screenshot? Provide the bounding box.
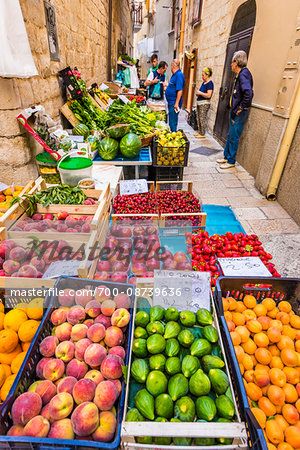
[0,0,131,185]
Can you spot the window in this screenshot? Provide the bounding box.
[191,0,203,26]
[44,0,60,61]
[171,0,177,30]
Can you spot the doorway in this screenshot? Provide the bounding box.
[214,0,256,143]
[182,49,198,112]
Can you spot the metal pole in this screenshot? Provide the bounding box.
[107,0,112,81]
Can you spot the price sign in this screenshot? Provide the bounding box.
[99,83,109,91]
[69,135,84,143]
[118,95,130,104]
[42,260,82,279]
[153,270,211,312]
[119,179,148,196]
[218,257,272,277]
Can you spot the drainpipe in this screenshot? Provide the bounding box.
[266,77,300,200]
[107,0,112,81]
[179,0,187,55]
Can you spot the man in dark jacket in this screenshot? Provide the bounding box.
[217,50,253,169]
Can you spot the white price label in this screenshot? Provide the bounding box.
[119,179,148,196]
[153,270,211,312]
[69,135,84,143]
[0,182,10,193]
[218,257,272,277]
[99,83,109,91]
[118,95,130,104]
[42,260,82,279]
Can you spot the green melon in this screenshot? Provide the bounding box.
[120,133,141,158]
[72,123,90,139]
[106,124,130,139]
[98,137,119,160]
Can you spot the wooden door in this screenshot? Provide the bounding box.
[182,54,191,109]
[214,28,254,143]
[187,49,198,112]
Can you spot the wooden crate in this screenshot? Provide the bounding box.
[111,214,159,224]
[160,212,207,228]
[60,94,105,128]
[115,181,155,196]
[0,180,35,214]
[155,180,194,192]
[0,228,5,242]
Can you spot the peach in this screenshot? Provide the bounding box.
[94,285,111,303]
[83,319,94,328]
[40,404,55,424]
[75,289,93,307]
[101,355,123,380]
[74,338,92,361]
[57,376,77,395]
[36,380,57,405]
[104,326,123,347]
[58,289,75,307]
[85,300,101,318]
[92,411,117,442]
[48,393,74,420]
[94,380,119,411]
[87,323,106,343]
[111,379,122,396]
[108,346,126,360]
[28,380,42,391]
[43,358,65,382]
[7,425,24,436]
[55,340,75,362]
[39,336,58,357]
[95,314,111,328]
[22,415,50,437]
[113,293,131,310]
[85,370,104,386]
[73,378,96,404]
[101,300,116,317]
[84,343,107,368]
[71,401,99,436]
[51,308,67,326]
[36,358,51,379]
[111,308,130,328]
[55,322,72,341]
[71,324,88,342]
[67,305,86,325]
[66,358,88,379]
[48,418,74,440]
[12,392,42,426]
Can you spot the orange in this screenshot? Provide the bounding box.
[290,315,300,329]
[275,414,289,432]
[244,369,254,383]
[277,311,290,325]
[289,310,295,316]
[244,309,257,321]
[282,325,296,340]
[0,344,22,365]
[242,338,257,355]
[258,397,276,416]
[0,303,4,314]
[269,344,281,356]
[243,354,254,371]
[21,342,31,352]
[270,320,283,332]
[282,404,300,425]
[236,301,247,313]
[1,364,11,379]
[11,351,26,374]
[268,308,280,319]
[234,345,245,363]
[283,367,300,385]
[232,312,246,326]
[270,356,284,370]
[230,331,241,346]
[0,374,16,401]
[3,309,27,332]
[254,332,269,347]
[268,385,285,405]
[283,383,298,403]
[235,325,250,343]
[255,348,272,365]
[0,312,4,331]
[278,301,292,313]
[281,348,299,367]
[226,320,235,332]
[0,365,5,388]
[269,368,286,387]
[251,407,266,429]
[222,298,229,311]
[0,329,18,353]
[267,445,277,450]
[246,382,262,401]
[26,298,43,320]
[225,311,232,322]
[247,319,263,334]
[227,297,237,311]
[258,316,271,330]
[254,304,268,317]
[277,443,294,450]
[243,294,257,309]
[278,335,295,351]
[18,320,40,342]
[285,426,300,447]
[262,298,276,311]
[265,419,284,444]
[267,327,282,343]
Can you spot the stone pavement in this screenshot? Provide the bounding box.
[178,112,300,277]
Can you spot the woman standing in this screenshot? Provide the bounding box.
[195,68,214,138]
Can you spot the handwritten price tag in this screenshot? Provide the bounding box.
[119,179,148,196]
[153,270,211,312]
[218,257,272,277]
[118,95,130,104]
[99,83,109,91]
[42,260,82,279]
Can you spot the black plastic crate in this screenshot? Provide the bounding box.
[0,277,135,450]
[58,66,84,100]
[154,167,184,186]
[152,130,190,167]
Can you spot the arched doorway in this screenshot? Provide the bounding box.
[214,0,256,143]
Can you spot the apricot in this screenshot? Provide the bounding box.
[255,348,272,365]
[268,308,280,319]
[256,364,270,373]
[267,444,277,450]
[236,301,246,313]
[295,399,300,414]
[244,370,254,383]
[239,363,244,375]
[296,340,300,353]
[281,348,299,367]
[222,298,229,311]
[267,327,281,343]
[243,295,256,309]
[254,304,267,317]
[258,316,271,330]
[269,368,286,388]
[232,312,245,326]
[224,311,232,322]
[251,407,266,429]
[234,345,245,363]
[242,338,257,355]
[246,382,262,401]
[270,356,284,370]
[227,320,235,332]
[244,309,256,321]
[282,383,298,404]
[230,331,241,346]
[268,385,285,405]
[282,404,299,425]
[274,414,289,432]
[247,319,262,334]
[227,297,237,311]
[253,370,270,388]
[285,425,300,447]
[290,315,300,329]
[243,354,254,371]
[282,325,296,340]
[262,298,276,311]
[277,443,294,450]
[254,332,269,348]
[258,397,276,417]
[265,419,284,445]
[283,367,300,385]
[277,335,294,351]
[235,326,250,343]
[269,344,280,356]
[270,320,283,332]
[276,311,290,325]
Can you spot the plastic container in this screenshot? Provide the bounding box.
[152,130,190,167]
[58,151,93,186]
[0,276,135,450]
[35,152,61,184]
[78,178,96,189]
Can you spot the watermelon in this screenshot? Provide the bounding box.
[99,137,119,160]
[106,124,130,139]
[72,123,90,139]
[120,133,141,159]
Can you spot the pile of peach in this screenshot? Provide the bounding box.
[6,287,131,443]
[224,295,300,449]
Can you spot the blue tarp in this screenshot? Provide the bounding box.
[203,205,245,235]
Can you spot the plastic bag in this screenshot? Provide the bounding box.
[123,68,131,88]
[151,82,163,99]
